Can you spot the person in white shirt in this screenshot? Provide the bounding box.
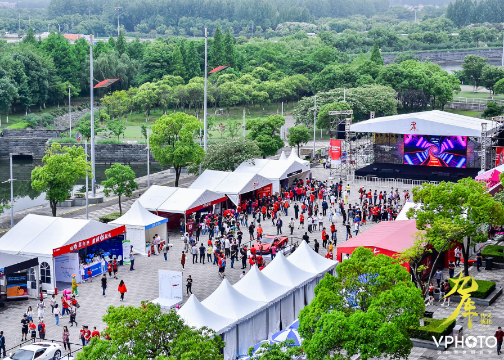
[224,238,231,257]
[330,194,336,206]
[240,271,246,279]
[318,214,324,231]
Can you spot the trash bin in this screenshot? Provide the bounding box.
[453,325,463,341]
[424,311,434,318]
[485,257,493,270]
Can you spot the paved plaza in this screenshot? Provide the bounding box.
[0,166,503,359]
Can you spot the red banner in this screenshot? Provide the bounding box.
[186,196,227,215]
[329,139,342,164]
[496,147,504,167]
[52,225,126,257]
[257,184,272,198]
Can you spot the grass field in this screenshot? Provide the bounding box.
[444,109,482,117]
[455,91,504,101]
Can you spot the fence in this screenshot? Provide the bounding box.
[452,97,504,106]
[345,173,439,189]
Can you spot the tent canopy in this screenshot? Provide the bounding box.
[137,185,178,211]
[350,110,498,137]
[336,220,418,259]
[201,279,266,320]
[178,294,235,334]
[190,170,272,205]
[233,265,291,303]
[157,188,226,215]
[287,240,337,275]
[0,214,120,258]
[111,200,167,228]
[288,148,309,166]
[261,251,314,288]
[0,253,39,274]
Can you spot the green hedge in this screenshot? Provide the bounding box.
[408,318,456,341]
[482,245,504,264]
[7,122,30,129]
[99,212,121,223]
[448,279,496,299]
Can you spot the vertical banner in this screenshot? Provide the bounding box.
[158,270,183,307]
[329,139,342,165]
[122,240,131,264]
[55,253,81,283]
[496,147,504,167]
[6,271,28,299]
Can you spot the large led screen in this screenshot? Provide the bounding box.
[404,134,467,168]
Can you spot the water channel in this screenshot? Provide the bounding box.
[0,159,167,213]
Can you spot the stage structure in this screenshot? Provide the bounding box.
[347,110,504,182]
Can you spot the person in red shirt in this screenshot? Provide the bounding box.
[310,193,315,203]
[261,206,267,220]
[301,203,306,214]
[330,223,337,242]
[299,214,304,229]
[86,268,92,282]
[37,320,46,340]
[84,326,91,344]
[29,321,36,342]
[248,256,255,269]
[283,201,289,216]
[91,327,100,338]
[321,228,327,248]
[80,326,87,346]
[62,296,69,316]
[107,261,113,278]
[118,280,127,301]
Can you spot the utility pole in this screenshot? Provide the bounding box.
[85,140,89,219]
[114,7,122,37]
[203,28,208,152]
[68,85,72,138]
[1,154,15,228]
[313,95,317,159]
[502,31,504,67]
[243,107,246,137]
[18,13,20,36]
[89,34,96,197]
[147,130,150,189]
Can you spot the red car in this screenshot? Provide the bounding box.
[252,235,288,254]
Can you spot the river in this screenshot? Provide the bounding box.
[439,60,502,74]
[0,159,167,213]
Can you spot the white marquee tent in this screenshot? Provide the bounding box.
[110,200,168,255]
[190,170,272,205]
[350,110,500,137]
[137,185,178,211]
[178,294,235,333]
[234,157,310,194]
[155,188,226,215]
[0,214,122,291]
[288,147,310,166]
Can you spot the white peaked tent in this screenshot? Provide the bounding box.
[110,201,168,255]
[287,241,338,304]
[279,150,287,161]
[190,170,272,205]
[288,147,310,166]
[262,252,315,328]
[178,294,234,333]
[137,185,178,211]
[234,265,291,339]
[202,279,267,358]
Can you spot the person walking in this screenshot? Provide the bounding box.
[0,331,5,358]
[113,259,118,279]
[62,326,71,353]
[427,283,435,305]
[270,244,276,259]
[80,326,87,346]
[129,248,135,271]
[54,304,61,326]
[476,249,483,271]
[107,261,113,277]
[441,280,451,307]
[37,320,46,340]
[448,261,455,278]
[289,218,295,235]
[186,275,193,295]
[199,243,206,264]
[276,218,283,235]
[314,239,320,253]
[495,326,504,355]
[434,268,444,288]
[50,295,57,314]
[71,275,79,297]
[191,243,198,264]
[21,314,29,341]
[163,242,169,261]
[36,299,45,321]
[69,305,77,327]
[180,251,186,269]
[29,320,36,342]
[101,274,107,297]
[101,257,106,275]
[118,280,127,301]
[454,246,461,267]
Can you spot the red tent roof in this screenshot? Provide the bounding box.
[93,78,122,89]
[209,65,231,74]
[337,220,419,256]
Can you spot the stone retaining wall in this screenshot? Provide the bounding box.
[383,48,503,64]
[3,129,62,138]
[0,137,48,158]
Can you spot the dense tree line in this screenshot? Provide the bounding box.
[447,0,504,27]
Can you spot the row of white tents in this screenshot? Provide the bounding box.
[178,240,337,359]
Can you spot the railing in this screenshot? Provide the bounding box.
[452,97,504,106]
[346,174,439,189]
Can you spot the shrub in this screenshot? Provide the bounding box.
[482,245,504,264]
[50,108,68,117]
[96,139,123,144]
[408,318,456,341]
[99,212,121,223]
[7,122,30,129]
[23,113,55,128]
[448,278,496,299]
[49,137,78,144]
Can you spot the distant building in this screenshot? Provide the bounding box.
[63,34,86,44]
[307,32,317,37]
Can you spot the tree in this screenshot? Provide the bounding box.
[249,340,303,360]
[287,125,311,156]
[134,82,158,121]
[462,55,488,91]
[150,112,204,186]
[31,143,91,216]
[246,115,285,158]
[107,119,126,141]
[75,302,224,360]
[171,45,186,79]
[495,78,504,95]
[141,123,148,140]
[193,138,262,173]
[101,163,138,215]
[184,41,201,81]
[22,27,37,46]
[77,112,100,141]
[370,41,384,66]
[409,178,504,277]
[482,102,504,118]
[210,27,225,68]
[298,247,425,360]
[116,30,127,55]
[227,121,240,139]
[481,65,504,94]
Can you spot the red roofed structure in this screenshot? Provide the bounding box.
[93,78,122,89]
[209,65,231,74]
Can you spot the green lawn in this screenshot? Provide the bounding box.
[444,109,482,118]
[455,91,504,101]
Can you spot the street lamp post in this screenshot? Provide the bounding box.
[68,85,72,138]
[147,130,150,189]
[114,7,122,37]
[2,154,15,228]
[203,28,208,152]
[89,34,96,197]
[313,95,317,159]
[85,140,89,219]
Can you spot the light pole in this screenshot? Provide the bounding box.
[502,31,504,67]
[313,94,317,159]
[114,7,122,37]
[147,130,150,188]
[89,34,96,197]
[85,140,89,219]
[203,28,208,152]
[47,24,50,32]
[1,154,16,228]
[68,85,72,138]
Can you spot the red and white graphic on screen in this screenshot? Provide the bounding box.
[410,121,417,131]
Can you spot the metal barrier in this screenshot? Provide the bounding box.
[346,175,440,189]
